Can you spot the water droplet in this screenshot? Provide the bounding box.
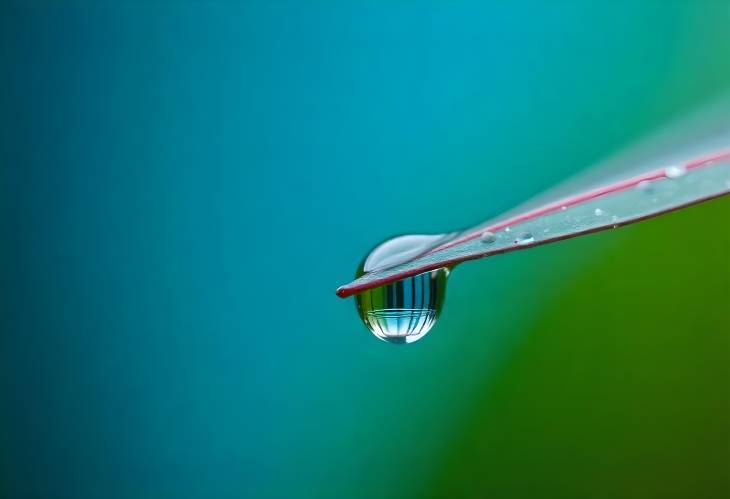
[354,236,451,344]
[636,180,654,193]
[480,231,496,243]
[560,206,567,211]
[355,268,448,344]
[504,226,511,232]
[665,165,687,178]
[516,232,535,245]
[594,208,604,216]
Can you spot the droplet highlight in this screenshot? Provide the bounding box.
[665,165,687,178]
[360,233,455,273]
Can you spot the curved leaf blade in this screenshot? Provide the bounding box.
[337,150,730,298]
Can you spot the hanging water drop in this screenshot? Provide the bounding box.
[594,208,604,216]
[355,269,448,344]
[353,235,450,344]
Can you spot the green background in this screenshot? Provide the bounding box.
[1,2,728,498]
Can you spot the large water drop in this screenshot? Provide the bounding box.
[354,235,450,344]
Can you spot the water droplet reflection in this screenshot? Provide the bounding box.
[355,235,450,344]
[355,268,448,344]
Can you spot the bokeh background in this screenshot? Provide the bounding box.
[2,2,728,498]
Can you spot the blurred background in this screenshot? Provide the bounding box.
[1,2,728,498]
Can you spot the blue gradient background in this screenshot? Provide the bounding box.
[2,3,728,498]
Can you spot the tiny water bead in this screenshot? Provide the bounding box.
[354,235,451,344]
[665,165,687,178]
[480,231,496,243]
[516,232,534,245]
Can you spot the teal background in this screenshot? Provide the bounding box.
[1,2,728,498]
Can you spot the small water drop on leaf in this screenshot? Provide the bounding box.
[516,232,535,245]
[665,165,687,178]
[480,231,496,243]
